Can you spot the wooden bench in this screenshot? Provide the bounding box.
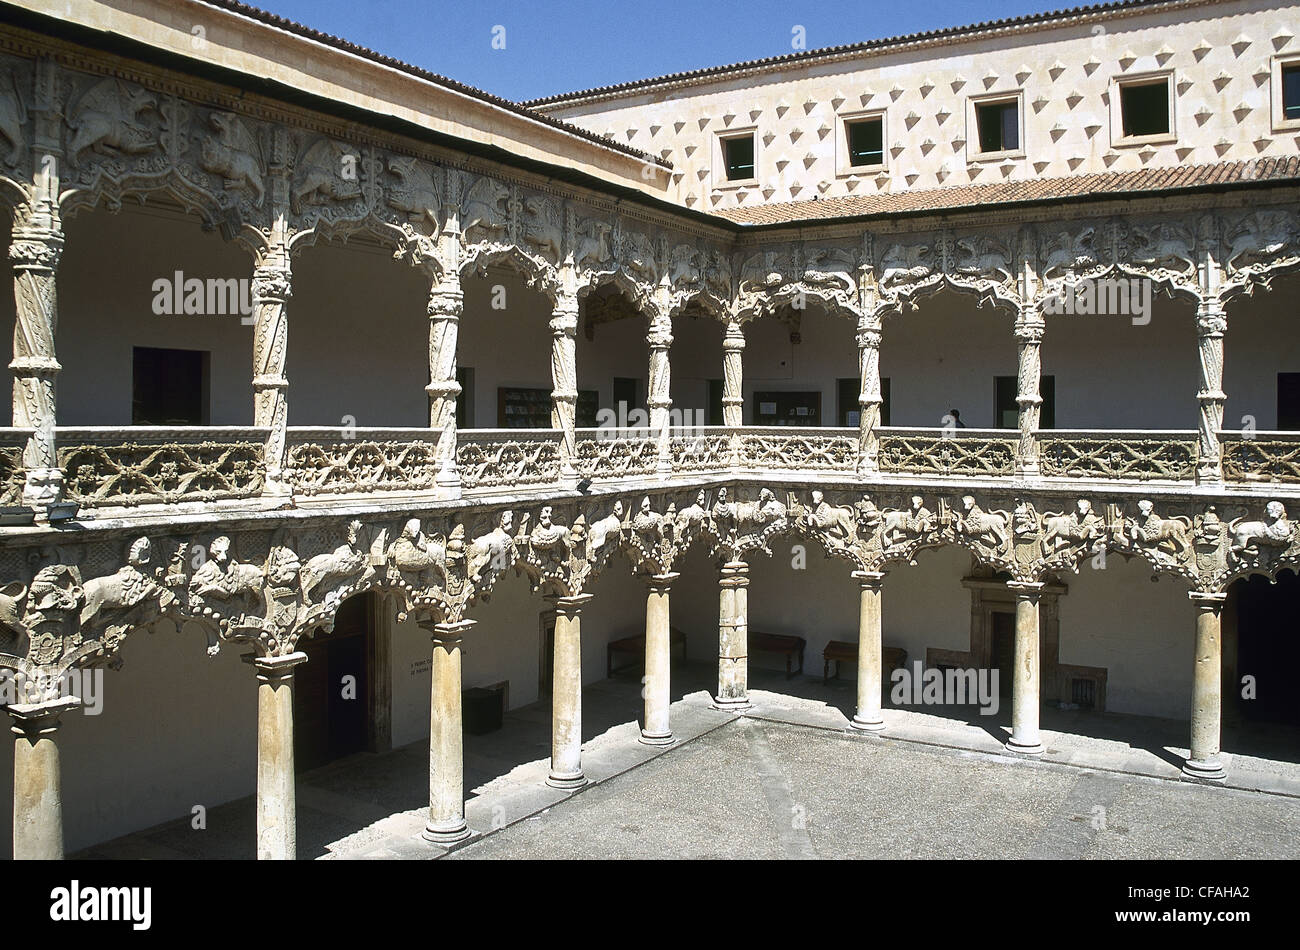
[823,641,907,686]
[607,627,687,677]
[749,630,806,679]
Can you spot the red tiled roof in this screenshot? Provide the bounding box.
[715,158,1300,227]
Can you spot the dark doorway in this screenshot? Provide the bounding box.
[132,346,209,425]
[294,592,373,771]
[991,610,1015,697]
[1278,373,1300,430]
[1232,571,1300,725]
[995,375,1054,430]
[613,377,639,417]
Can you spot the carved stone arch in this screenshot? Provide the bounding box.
[668,288,730,324]
[577,267,658,322]
[1217,206,1300,304]
[459,242,560,306]
[0,173,29,215]
[288,211,441,282]
[882,276,1021,323]
[735,282,864,325]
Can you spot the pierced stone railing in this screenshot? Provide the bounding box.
[286,428,442,496]
[57,427,267,508]
[670,427,734,473]
[877,427,1018,477]
[736,427,858,473]
[1219,432,1300,484]
[0,429,33,509]
[458,429,563,490]
[1039,431,1199,481]
[575,428,660,479]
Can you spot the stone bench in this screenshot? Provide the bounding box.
[823,641,907,686]
[607,627,687,677]
[749,630,806,679]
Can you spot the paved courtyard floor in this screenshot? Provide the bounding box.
[77,662,1300,860]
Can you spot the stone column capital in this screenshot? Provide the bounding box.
[1007,580,1046,598]
[852,570,887,590]
[8,695,80,736]
[247,651,308,684]
[422,618,476,646]
[1189,590,1227,610]
[427,283,464,318]
[646,571,678,593]
[547,592,594,614]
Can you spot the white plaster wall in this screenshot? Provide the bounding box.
[1057,554,1192,719]
[1224,272,1300,430]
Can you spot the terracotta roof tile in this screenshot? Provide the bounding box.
[715,158,1300,227]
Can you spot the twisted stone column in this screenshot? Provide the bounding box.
[10,224,63,506]
[1184,592,1227,781]
[856,316,883,475]
[10,695,78,860]
[640,572,677,745]
[1196,297,1226,485]
[427,279,464,495]
[647,316,674,476]
[851,571,887,732]
[253,652,306,860]
[423,620,473,843]
[714,561,750,710]
[547,594,591,789]
[1006,581,1045,755]
[722,319,745,427]
[251,249,292,496]
[1014,307,1044,477]
[550,293,579,488]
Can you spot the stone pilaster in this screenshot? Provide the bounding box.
[10,222,64,507]
[253,651,306,860]
[550,293,580,488]
[422,619,474,843]
[427,278,464,496]
[640,572,677,745]
[547,594,591,789]
[1195,297,1226,485]
[856,315,883,475]
[251,246,292,497]
[851,571,887,732]
[10,695,79,860]
[1184,592,1227,781]
[1005,581,1045,755]
[713,560,750,710]
[647,315,674,476]
[1014,306,1044,478]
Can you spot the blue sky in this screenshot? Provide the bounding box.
[249,0,1062,102]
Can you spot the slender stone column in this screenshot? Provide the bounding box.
[1014,306,1044,477]
[10,221,64,506]
[547,594,591,789]
[253,651,306,860]
[856,315,883,474]
[721,319,745,427]
[423,619,474,843]
[851,571,887,732]
[714,561,750,710]
[647,316,674,476]
[550,293,580,488]
[427,278,464,495]
[10,695,79,860]
[1195,297,1226,485]
[1184,592,1227,781]
[1005,581,1045,755]
[251,246,292,496]
[640,572,678,745]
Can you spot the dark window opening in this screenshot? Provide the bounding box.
[453,366,474,429]
[1071,678,1097,709]
[847,117,884,167]
[131,346,209,425]
[707,378,724,426]
[995,375,1054,430]
[752,391,821,426]
[976,100,1019,153]
[1278,372,1300,430]
[1283,64,1300,121]
[1120,81,1170,137]
[837,377,890,427]
[722,134,755,181]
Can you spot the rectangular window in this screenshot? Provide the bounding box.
[752,391,821,427]
[1120,80,1170,137]
[132,346,208,425]
[846,117,884,167]
[707,378,724,426]
[1278,372,1300,430]
[994,376,1054,429]
[1285,64,1300,121]
[976,100,1019,153]
[722,134,755,181]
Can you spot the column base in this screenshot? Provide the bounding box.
[421,821,472,845]
[711,695,751,712]
[1181,758,1226,782]
[851,715,886,733]
[639,730,675,746]
[1005,738,1044,756]
[545,771,588,791]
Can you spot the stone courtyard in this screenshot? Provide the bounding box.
[76,664,1300,860]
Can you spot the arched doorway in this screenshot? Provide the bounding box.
[1229,570,1300,726]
